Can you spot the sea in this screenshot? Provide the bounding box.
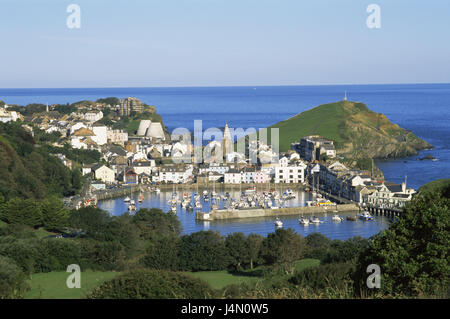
[1,84,449,239]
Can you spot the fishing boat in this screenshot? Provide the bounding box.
[128,204,136,211]
[138,194,144,203]
[332,215,343,222]
[124,196,131,203]
[274,217,283,227]
[358,211,374,221]
[130,199,135,205]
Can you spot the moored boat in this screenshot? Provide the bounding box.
[358,211,374,221]
[274,217,283,227]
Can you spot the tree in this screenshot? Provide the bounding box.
[356,183,450,297]
[246,233,264,270]
[0,198,42,228]
[178,231,229,271]
[261,228,306,274]
[133,208,181,240]
[304,233,332,261]
[225,232,248,271]
[140,236,179,271]
[41,196,69,232]
[68,207,111,240]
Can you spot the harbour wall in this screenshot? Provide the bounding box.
[196,204,359,221]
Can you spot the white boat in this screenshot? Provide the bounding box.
[358,211,374,221]
[274,218,283,227]
[124,196,131,202]
[310,216,321,224]
[299,218,309,225]
[130,199,135,205]
[128,204,136,211]
[332,215,343,222]
[171,205,177,212]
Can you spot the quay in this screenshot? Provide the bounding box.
[196,203,359,221]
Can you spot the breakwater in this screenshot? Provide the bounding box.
[196,203,359,221]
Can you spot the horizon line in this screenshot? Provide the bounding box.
[1,82,450,90]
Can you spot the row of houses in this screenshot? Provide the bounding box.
[308,160,415,208]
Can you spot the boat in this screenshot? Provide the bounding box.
[299,217,309,225]
[171,205,177,213]
[128,204,136,211]
[346,216,357,221]
[130,199,135,205]
[332,215,343,222]
[138,195,144,203]
[124,196,131,203]
[310,216,321,224]
[274,218,283,227]
[358,211,374,221]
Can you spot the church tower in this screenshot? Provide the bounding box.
[222,122,233,158]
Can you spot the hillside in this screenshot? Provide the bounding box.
[0,122,81,200]
[266,100,431,159]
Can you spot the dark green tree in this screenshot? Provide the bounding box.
[225,232,248,271]
[261,228,306,274]
[178,231,229,271]
[0,198,42,228]
[41,196,69,232]
[246,233,264,270]
[356,183,449,297]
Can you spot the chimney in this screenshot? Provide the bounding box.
[401,182,406,193]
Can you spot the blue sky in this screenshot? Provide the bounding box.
[0,0,449,88]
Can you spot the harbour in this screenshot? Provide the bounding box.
[97,188,392,240]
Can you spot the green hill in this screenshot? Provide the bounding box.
[264,100,431,159]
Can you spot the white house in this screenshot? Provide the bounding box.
[132,161,155,176]
[84,111,103,122]
[275,163,307,184]
[93,164,115,183]
[224,169,242,184]
[92,125,108,145]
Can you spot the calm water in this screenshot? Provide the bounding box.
[1,84,448,238]
[97,189,391,240]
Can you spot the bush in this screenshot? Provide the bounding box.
[35,239,82,273]
[78,239,126,271]
[289,262,356,292]
[88,269,215,299]
[0,256,29,299]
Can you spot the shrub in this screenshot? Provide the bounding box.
[88,269,215,299]
[0,256,29,299]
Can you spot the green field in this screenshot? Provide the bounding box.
[24,271,118,299]
[23,259,320,298]
[184,259,320,290]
